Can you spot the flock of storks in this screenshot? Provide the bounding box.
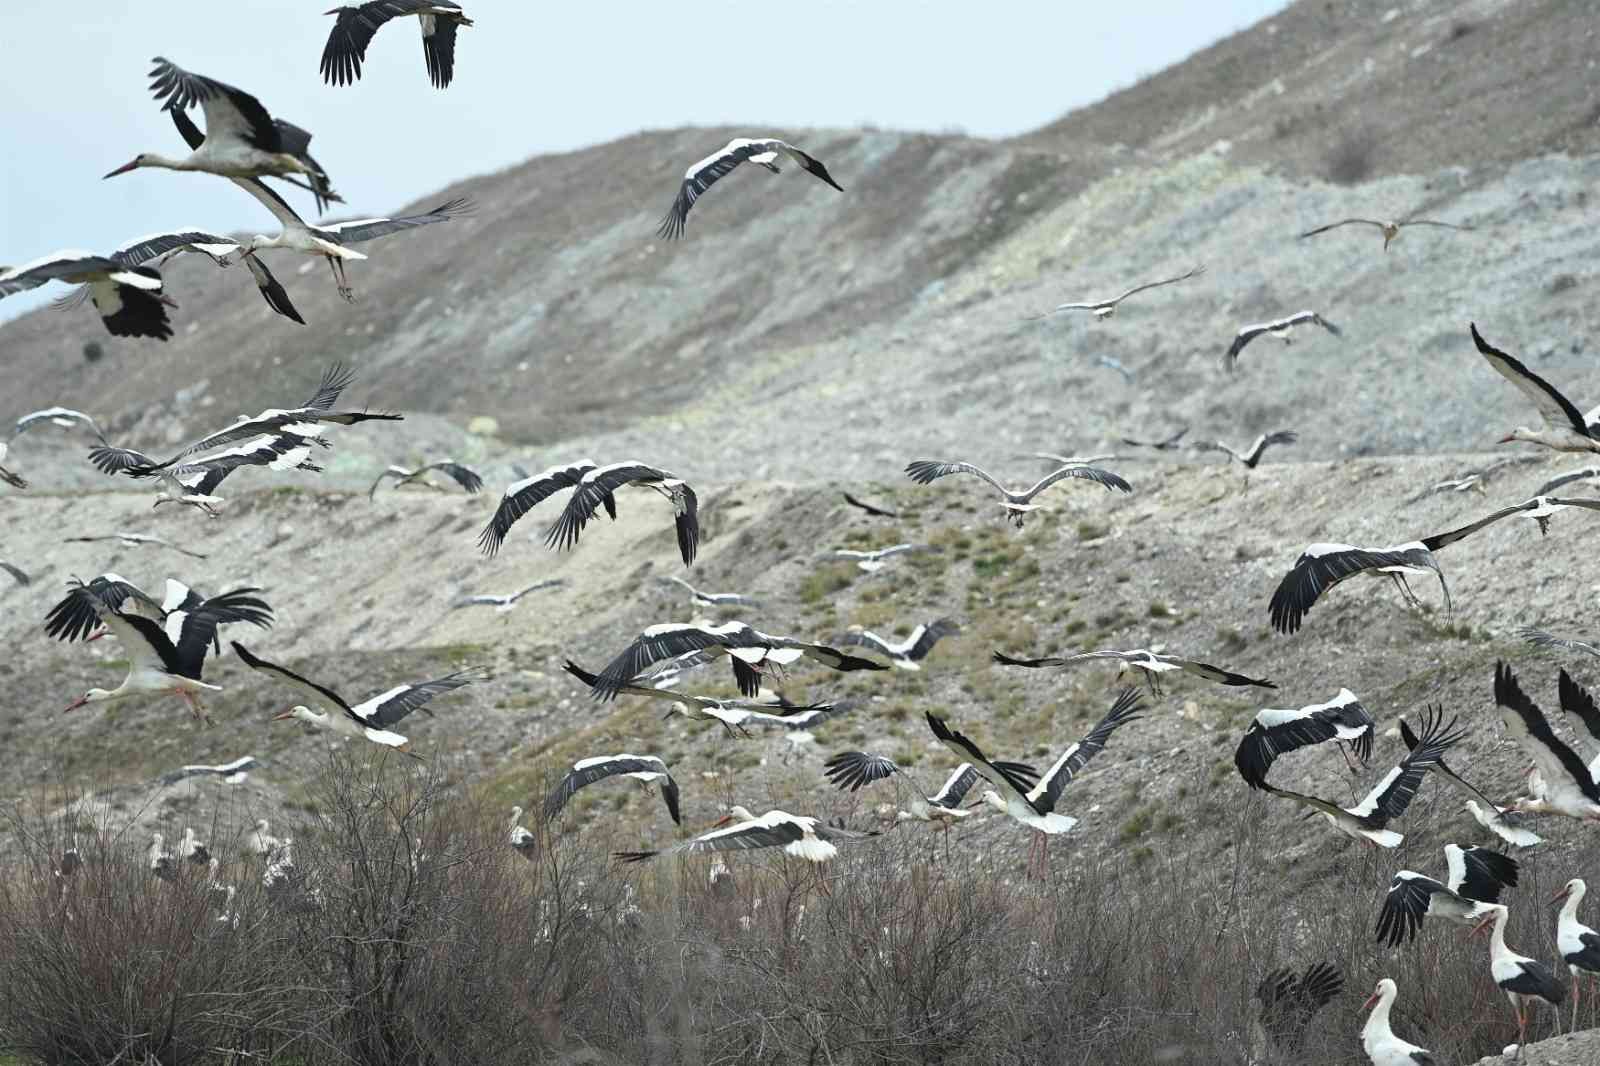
[5,4,1600,1062]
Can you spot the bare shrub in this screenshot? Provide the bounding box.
[1324,126,1378,185]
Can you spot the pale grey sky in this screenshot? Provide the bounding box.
[0,1,1289,319]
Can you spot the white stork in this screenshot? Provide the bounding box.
[1375,844,1519,946]
[1192,430,1298,469]
[0,442,26,490]
[1473,323,1600,453]
[926,691,1142,877]
[368,460,483,498]
[1301,216,1470,250]
[247,819,286,860]
[149,834,176,882]
[1258,706,1463,848]
[1494,662,1600,822]
[11,407,106,445]
[666,575,761,609]
[1360,979,1437,1066]
[1026,265,1204,321]
[106,59,338,210]
[0,251,177,339]
[507,806,536,858]
[58,579,273,724]
[658,138,844,240]
[233,641,483,752]
[841,618,960,670]
[841,492,897,518]
[1552,879,1600,1028]
[1396,713,1542,848]
[478,460,608,556]
[158,755,259,786]
[322,1,474,89]
[1223,311,1341,370]
[1538,467,1600,495]
[1470,903,1568,1048]
[45,573,271,650]
[544,754,681,825]
[223,176,471,302]
[543,462,699,565]
[1267,495,1600,635]
[995,646,1274,695]
[565,656,844,737]
[822,753,1036,856]
[1120,427,1189,451]
[452,578,566,612]
[178,827,210,865]
[1520,626,1600,661]
[586,620,888,701]
[831,543,932,572]
[63,532,208,560]
[1232,688,1375,788]
[52,228,304,325]
[616,805,876,866]
[905,458,1132,528]
[1253,963,1343,1061]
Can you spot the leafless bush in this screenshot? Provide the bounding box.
[1324,126,1378,186]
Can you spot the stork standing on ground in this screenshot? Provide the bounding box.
[1473,323,1600,453]
[1552,879,1600,1029]
[234,642,483,753]
[926,690,1142,878]
[995,647,1274,695]
[106,58,338,210]
[904,458,1132,528]
[657,138,844,239]
[1301,216,1470,250]
[1025,265,1204,321]
[322,1,474,89]
[1360,979,1437,1066]
[1374,844,1519,946]
[149,834,176,882]
[544,755,681,825]
[507,807,536,858]
[1224,311,1341,370]
[179,827,210,865]
[58,579,273,724]
[1471,903,1567,1048]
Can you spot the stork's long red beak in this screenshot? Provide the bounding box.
[1551,887,1572,905]
[85,629,108,643]
[271,708,296,721]
[710,815,733,828]
[159,294,180,309]
[63,696,88,713]
[1496,434,1516,444]
[103,160,140,179]
[1362,992,1380,1011]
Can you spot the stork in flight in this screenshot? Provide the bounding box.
[1224,311,1341,371]
[616,805,877,871]
[233,642,483,753]
[995,646,1274,695]
[159,755,260,786]
[1374,844,1519,947]
[1232,688,1375,788]
[904,458,1132,528]
[368,460,483,498]
[841,618,960,670]
[1120,427,1189,451]
[1192,430,1297,470]
[1025,265,1204,320]
[1252,963,1343,1063]
[1472,323,1600,453]
[1396,712,1542,847]
[58,579,273,724]
[841,492,897,518]
[0,251,177,339]
[563,659,844,739]
[11,408,106,445]
[63,532,208,560]
[665,575,761,610]
[105,58,339,212]
[322,1,474,89]
[452,578,566,612]
[544,754,681,825]
[831,543,933,572]
[1520,626,1600,661]
[1267,495,1600,635]
[586,620,888,701]
[1300,215,1471,250]
[1493,662,1600,823]
[0,443,26,491]
[927,691,1143,877]
[1255,706,1464,848]
[822,753,1036,857]
[658,138,844,240]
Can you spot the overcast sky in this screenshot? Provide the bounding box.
[0,1,1289,319]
